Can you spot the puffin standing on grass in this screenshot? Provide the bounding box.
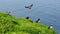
[25,4,33,9]
[26,17,30,19]
[35,18,40,23]
[25,17,33,23]
[48,24,53,29]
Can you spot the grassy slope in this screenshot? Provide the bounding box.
[0,12,56,34]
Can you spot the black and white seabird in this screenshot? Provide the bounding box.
[25,17,33,23]
[25,4,33,9]
[35,18,40,23]
[48,24,53,29]
[26,17,29,19]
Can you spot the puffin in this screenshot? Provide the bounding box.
[25,4,33,9]
[48,24,53,29]
[35,18,40,23]
[26,17,29,19]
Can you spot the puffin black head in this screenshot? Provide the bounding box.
[50,24,53,26]
[38,18,40,21]
[26,17,29,19]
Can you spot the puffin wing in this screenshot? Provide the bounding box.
[25,6,29,8]
[30,4,33,7]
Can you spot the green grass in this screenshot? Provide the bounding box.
[0,12,56,34]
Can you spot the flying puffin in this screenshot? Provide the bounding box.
[25,4,33,9]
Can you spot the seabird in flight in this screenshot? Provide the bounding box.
[25,4,33,9]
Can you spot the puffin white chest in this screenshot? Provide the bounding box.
[38,21,40,23]
[50,26,53,28]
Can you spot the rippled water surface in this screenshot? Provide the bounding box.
[0,0,60,34]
